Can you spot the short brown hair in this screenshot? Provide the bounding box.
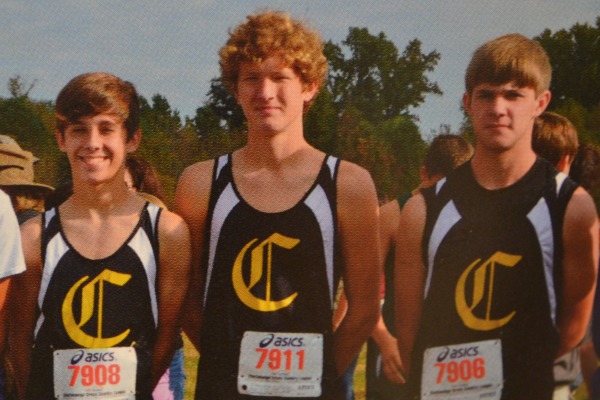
[465,34,551,96]
[219,10,328,105]
[55,72,140,141]
[424,134,474,179]
[532,112,579,166]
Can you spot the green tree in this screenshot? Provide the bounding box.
[325,27,442,124]
[193,78,245,135]
[304,89,338,153]
[535,17,600,110]
[140,94,182,137]
[0,76,65,186]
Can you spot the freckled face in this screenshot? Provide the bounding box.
[235,56,317,135]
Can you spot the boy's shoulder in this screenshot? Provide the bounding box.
[336,158,376,192]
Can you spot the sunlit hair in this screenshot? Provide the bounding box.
[125,155,166,202]
[219,10,328,109]
[55,72,141,141]
[424,134,474,178]
[465,34,551,96]
[532,112,579,166]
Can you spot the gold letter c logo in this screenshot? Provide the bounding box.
[62,269,132,348]
[232,233,300,312]
[455,251,522,331]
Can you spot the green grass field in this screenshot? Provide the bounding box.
[181,336,589,399]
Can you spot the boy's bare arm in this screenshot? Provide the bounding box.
[333,161,381,375]
[394,194,427,375]
[557,187,598,356]
[151,210,191,386]
[371,199,405,383]
[10,217,43,399]
[174,161,213,351]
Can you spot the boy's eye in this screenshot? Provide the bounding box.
[504,91,522,100]
[476,91,494,100]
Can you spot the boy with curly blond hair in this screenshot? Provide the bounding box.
[176,10,380,399]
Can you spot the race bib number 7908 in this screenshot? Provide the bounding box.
[54,347,136,399]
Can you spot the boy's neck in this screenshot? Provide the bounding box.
[68,178,136,215]
[242,129,313,168]
[471,146,537,190]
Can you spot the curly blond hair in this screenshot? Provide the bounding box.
[219,10,328,107]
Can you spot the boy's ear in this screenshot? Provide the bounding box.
[302,82,319,103]
[534,90,551,117]
[126,130,142,153]
[55,130,66,152]
[462,92,472,116]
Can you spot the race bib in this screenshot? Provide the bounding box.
[421,339,503,400]
[53,347,137,399]
[238,331,323,397]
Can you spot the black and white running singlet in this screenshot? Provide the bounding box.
[28,202,162,400]
[410,158,577,400]
[196,154,343,399]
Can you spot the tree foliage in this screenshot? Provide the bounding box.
[325,28,442,123]
[535,17,600,143]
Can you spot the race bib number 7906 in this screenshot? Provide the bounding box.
[422,339,503,400]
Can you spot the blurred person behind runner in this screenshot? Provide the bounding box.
[368,134,473,400]
[531,111,582,400]
[0,135,54,224]
[0,136,44,399]
[123,155,186,400]
[569,142,600,399]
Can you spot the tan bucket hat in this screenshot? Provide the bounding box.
[0,135,54,194]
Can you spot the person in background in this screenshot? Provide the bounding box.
[569,142,600,399]
[531,111,585,400]
[368,134,473,400]
[0,135,54,224]
[123,154,186,400]
[124,155,167,207]
[0,189,26,400]
[0,135,53,400]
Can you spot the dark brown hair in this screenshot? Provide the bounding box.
[55,72,140,141]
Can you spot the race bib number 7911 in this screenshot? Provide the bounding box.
[238,331,323,397]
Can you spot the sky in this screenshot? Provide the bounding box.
[1,0,599,138]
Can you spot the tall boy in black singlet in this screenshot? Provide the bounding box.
[176,10,381,400]
[12,73,191,400]
[395,35,598,400]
